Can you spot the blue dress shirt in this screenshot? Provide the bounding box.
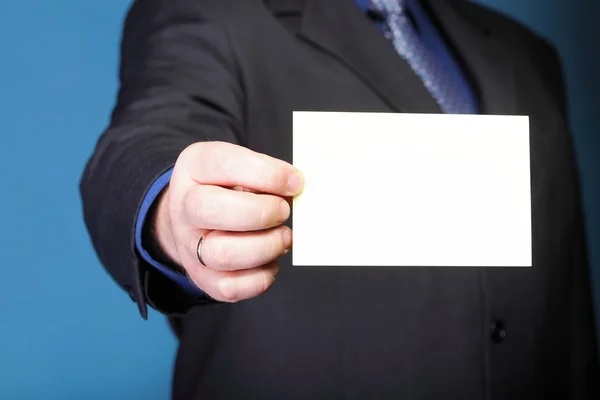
[135,0,480,294]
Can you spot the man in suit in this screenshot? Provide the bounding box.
[80,0,599,398]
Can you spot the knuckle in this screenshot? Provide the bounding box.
[186,142,206,157]
[179,143,197,163]
[190,190,220,225]
[258,264,278,296]
[259,271,271,295]
[276,228,286,252]
[258,163,286,192]
[264,197,285,227]
[253,154,278,187]
[266,231,280,258]
[181,142,233,181]
[216,278,239,303]
[210,145,236,180]
[258,200,276,227]
[180,143,205,170]
[207,240,233,270]
[259,166,277,188]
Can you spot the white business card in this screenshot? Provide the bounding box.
[292,112,531,267]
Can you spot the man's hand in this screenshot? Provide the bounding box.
[153,141,304,302]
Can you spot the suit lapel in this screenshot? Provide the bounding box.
[268,0,518,116]
[423,0,518,115]
[297,0,442,113]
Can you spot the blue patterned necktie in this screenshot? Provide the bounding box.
[370,0,477,114]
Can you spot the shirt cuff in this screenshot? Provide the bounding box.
[135,168,203,295]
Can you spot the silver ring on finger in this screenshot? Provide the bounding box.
[196,230,214,267]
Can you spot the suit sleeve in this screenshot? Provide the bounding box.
[536,39,600,398]
[79,0,245,318]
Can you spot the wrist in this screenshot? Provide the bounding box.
[148,188,182,268]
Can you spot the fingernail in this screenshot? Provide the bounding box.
[287,171,303,194]
[282,228,292,250]
[278,200,290,222]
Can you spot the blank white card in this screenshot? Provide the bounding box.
[292,112,531,267]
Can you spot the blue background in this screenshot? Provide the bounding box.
[0,1,598,398]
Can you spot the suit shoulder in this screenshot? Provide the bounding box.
[125,0,265,25]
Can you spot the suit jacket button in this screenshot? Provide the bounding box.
[490,319,507,343]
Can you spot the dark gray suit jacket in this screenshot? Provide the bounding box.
[80,0,599,398]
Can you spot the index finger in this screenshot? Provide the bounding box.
[184,142,304,196]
